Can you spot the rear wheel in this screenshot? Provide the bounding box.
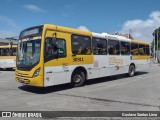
[128,65,135,77]
[71,70,85,87]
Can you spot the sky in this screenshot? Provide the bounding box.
[0,0,160,42]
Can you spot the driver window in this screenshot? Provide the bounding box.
[45,37,57,58]
[45,37,66,60]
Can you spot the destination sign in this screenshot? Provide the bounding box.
[21,28,39,37]
[20,26,43,39]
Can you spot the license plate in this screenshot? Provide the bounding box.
[19,78,24,81]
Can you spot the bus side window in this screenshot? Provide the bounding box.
[108,39,120,55]
[10,48,16,56]
[131,43,139,55]
[92,37,107,55]
[13,48,17,56]
[71,35,91,55]
[121,41,130,55]
[1,48,9,56]
[139,44,146,55]
[145,45,150,55]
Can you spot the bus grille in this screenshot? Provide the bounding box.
[16,77,30,84]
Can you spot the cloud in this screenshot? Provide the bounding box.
[119,11,160,42]
[24,4,46,13]
[0,16,18,28]
[77,26,90,31]
[0,16,20,39]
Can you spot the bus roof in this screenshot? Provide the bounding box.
[44,24,92,37]
[92,32,150,45]
[23,24,150,45]
[92,32,131,42]
[0,45,17,48]
[131,40,150,45]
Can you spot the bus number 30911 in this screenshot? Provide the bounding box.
[73,57,84,62]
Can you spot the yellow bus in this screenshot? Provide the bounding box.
[15,24,150,87]
[0,44,17,69]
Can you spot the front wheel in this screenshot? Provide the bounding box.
[71,70,85,87]
[128,65,135,77]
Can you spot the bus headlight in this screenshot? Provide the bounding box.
[33,67,40,77]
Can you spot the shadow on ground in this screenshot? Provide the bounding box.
[85,71,148,86]
[18,71,148,94]
[0,68,15,71]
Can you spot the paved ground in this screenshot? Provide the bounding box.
[0,64,160,119]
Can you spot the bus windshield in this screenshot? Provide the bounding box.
[17,39,41,67]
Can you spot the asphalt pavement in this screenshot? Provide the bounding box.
[0,64,160,119]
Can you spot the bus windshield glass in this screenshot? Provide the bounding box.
[17,39,41,67]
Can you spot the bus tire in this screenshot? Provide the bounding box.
[128,65,135,77]
[71,70,85,87]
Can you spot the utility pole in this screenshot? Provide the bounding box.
[128,29,131,39]
[156,28,159,63]
[156,29,158,62]
[153,31,155,59]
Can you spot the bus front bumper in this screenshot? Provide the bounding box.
[15,75,43,87]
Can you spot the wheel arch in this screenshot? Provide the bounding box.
[71,66,88,82]
[130,63,136,69]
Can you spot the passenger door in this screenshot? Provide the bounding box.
[44,30,69,86]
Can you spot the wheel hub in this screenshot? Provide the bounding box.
[130,67,134,75]
[73,75,81,83]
